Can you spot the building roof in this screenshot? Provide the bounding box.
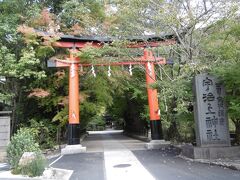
[58,33,176,43]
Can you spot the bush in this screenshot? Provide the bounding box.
[7,127,44,175]
[29,119,57,149]
[19,154,46,177]
[87,115,106,131]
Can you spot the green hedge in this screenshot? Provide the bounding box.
[7,127,46,177]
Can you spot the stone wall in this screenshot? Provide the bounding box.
[0,113,11,162]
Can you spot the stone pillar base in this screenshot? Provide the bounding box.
[145,140,170,150]
[181,144,240,159]
[43,168,73,180]
[0,151,7,163]
[61,144,86,155]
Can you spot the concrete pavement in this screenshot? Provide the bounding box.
[51,130,240,180]
[1,130,240,180]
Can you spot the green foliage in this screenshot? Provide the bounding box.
[82,74,114,106]
[80,101,105,130]
[52,107,68,127]
[0,46,16,77]
[0,0,51,133]
[0,45,45,79]
[36,46,55,59]
[59,0,105,34]
[87,115,106,131]
[29,119,57,149]
[7,128,41,170]
[176,112,195,142]
[111,0,240,142]
[17,154,46,177]
[204,19,240,144]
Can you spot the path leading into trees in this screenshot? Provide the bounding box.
[51,130,240,180]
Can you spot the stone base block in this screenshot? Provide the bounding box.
[0,152,7,162]
[145,140,171,150]
[43,167,73,180]
[61,144,86,155]
[181,145,240,159]
[0,148,7,163]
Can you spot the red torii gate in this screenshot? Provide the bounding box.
[47,35,176,145]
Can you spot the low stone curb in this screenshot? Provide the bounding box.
[0,167,73,180]
[178,154,240,171]
[169,143,240,171]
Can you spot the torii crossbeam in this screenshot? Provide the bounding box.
[46,34,176,145]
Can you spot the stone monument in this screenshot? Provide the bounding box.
[194,74,230,147]
[182,74,240,159]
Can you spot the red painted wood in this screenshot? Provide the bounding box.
[143,49,160,121]
[68,49,80,124]
[52,58,166,67]
[53,41,103,48]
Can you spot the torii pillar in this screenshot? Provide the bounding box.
[143,49,163,140]
[68,49,81,145]
[60,49,86,154]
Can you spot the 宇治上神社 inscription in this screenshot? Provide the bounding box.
[193,74,230,147]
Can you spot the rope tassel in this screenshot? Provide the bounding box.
[108,66,111,77]
[91,65,96,77]
[129,64,133,76]
[147,62,152,76]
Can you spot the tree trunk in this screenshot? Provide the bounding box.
[10,79,20,134]
[11,97,17,134]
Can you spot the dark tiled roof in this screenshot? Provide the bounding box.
[58,33,176,43]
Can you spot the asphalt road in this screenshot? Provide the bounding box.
[51,130,240,180]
